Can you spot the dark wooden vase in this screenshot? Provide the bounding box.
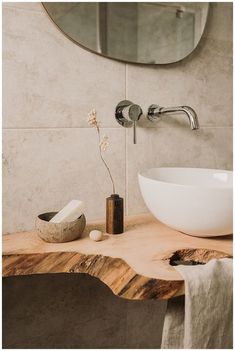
[106,194,124,234]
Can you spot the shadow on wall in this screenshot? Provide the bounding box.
[3,273,167,349]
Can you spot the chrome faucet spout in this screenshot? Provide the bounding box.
[147,104,199,130]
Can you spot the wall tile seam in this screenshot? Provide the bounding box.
[2,127,123,130]
[124,63,128,215]
[2,126,233,131]
[124,129,128,215]
[136,126,233,130]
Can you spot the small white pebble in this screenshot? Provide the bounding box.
[89,230,103,242]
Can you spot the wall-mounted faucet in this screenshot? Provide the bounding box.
[147,104,199,130]
[115,101,199,144]
[115,100,143,144]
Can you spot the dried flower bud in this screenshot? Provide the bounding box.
[100,135,109,151]
[87,109,100,127]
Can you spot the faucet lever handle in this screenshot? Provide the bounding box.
[128,104,142,144]
[115,100,142,144]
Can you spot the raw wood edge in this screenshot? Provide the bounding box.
[2,252,184,301]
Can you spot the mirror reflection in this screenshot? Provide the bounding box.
[43,2,209,64]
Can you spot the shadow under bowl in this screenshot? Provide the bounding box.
[36,212,86,243]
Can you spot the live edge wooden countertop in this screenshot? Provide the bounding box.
[2,214,232,301]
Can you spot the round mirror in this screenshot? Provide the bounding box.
[42,2,209,65]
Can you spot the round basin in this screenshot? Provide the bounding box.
[138,167,233,237]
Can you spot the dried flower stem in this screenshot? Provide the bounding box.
[96,124,116,194]
[87,109,116,194]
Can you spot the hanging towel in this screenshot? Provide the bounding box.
[161,258,233,349]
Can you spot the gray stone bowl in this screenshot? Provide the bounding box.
[35,212,86,243]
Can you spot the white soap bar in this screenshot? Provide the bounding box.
[50,200,84,223]
[89,230,103,242]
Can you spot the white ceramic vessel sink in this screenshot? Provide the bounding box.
[138,168,233,237]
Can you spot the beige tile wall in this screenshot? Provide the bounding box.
[3,2,233,233]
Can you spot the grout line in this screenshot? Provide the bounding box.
[124,65,126,98]
[2,125,233,131]
[125,64,129,216]
[2,127,123,130]
[125,128,128,216]
[195,126,233,129]
[137,126,233,130]
[125,64,128,99]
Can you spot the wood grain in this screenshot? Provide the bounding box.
[3,214,233,300]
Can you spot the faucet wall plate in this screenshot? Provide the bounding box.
[115,100,143,144]
[115,100,135,128]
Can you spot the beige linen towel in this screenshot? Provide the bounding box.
[161,258,233,349]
